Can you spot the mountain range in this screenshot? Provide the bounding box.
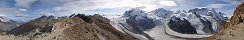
[0,4,240,40]
[109,8,228,39]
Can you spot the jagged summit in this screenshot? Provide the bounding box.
[151,8,174,18]
[123,9,147,17]
[170,8,228,34]
[188,8,228,21]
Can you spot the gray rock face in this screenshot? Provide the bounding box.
[192,11,215,34]
[168,16,197,34]
[120,9,156,33]
[119,9,155,40]
[199,17,214,34]
[126,15,156,33]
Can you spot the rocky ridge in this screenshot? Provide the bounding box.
[1,14,138,40]
[207,3,244,40]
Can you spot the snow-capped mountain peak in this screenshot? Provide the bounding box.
[0,16,11,22]
[151,8,174,18]
[123,8,147,17]
[187,8,228,21]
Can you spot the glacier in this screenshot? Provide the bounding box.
[105,8,228,40]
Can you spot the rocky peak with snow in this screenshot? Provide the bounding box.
[168,16,197,34]
[0,16,20,32]
[108,8,229,39]
[168,8,229,34]
[188,8,228,21]
[123,9,147,17]
[151,8,174,18]
[0,17,11,22]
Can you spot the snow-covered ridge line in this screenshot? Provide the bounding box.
[0,17,11,22]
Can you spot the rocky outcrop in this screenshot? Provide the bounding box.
[125,15,156,33]
[168,16,197,34]
[193,11,214,34]
[61,14,138,40]
[122,9,156,33]
[207,3,244,40]
[225,3,244,28]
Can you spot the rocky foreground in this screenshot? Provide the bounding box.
[207,3,244,40]
[0,5,233,40]
[0,14,138,40]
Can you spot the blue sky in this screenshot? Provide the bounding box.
[0,0,242,21]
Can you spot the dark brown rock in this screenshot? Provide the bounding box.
[225,3,244,28]
[207,3,244,40]
[61,14,138,40]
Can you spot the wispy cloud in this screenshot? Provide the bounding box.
[207,4,227,8]
[50,0,181,16]
[15,0,38,8]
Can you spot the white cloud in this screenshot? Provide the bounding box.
[207,4,226,8]
[133,0,161,4]
[50,0,180,16]
[34,0,236,17]
[12,0,36,17]
[15,13,27,17]
[0,8,15,15]
[0,8,27,17]
[15,0,38,8]
[159,1,177,6]
[51,0,157,16]
[40,12,55,16]
[20,9,27,12]
[0,14,6,16]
